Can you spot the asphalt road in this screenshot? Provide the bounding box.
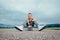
[0,28,60,40]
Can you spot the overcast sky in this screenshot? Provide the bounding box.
[0,0,60,25]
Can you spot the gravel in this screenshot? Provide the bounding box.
[0,28,60,40]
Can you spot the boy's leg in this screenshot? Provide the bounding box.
[35,22,46,31]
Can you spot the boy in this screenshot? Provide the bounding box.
[16,13,45,31]
[23,13,38,30]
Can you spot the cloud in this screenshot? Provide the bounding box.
[0,0,36,13]
[0,0,60,25]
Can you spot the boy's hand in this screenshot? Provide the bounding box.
[28,26,32,28]
[32,18,36,21]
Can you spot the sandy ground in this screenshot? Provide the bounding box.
[0,28,60,40]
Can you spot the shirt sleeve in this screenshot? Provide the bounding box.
[33,18,38,26]
[22,19,28,26]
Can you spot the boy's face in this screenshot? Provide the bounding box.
[28,14,32,18]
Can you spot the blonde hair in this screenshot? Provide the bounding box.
[28,13,32,15]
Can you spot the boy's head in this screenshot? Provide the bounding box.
[28,13,32,18]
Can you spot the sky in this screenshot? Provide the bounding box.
[0,0,60,25]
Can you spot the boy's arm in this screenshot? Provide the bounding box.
[33,18,39,26]
[22,20,27,26]
[32,18,36,22]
